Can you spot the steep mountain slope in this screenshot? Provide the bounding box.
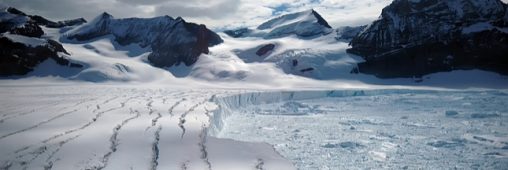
[64,13,223,67]
[0,7,83,76]
[348,0,508,78]
[224,9,333,39]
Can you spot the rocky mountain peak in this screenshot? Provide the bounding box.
[310,9,332,29]
[65,13,223,67]
[348,0,508,78]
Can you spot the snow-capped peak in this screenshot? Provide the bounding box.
[257,9,330,30]
[224,9,333,39]
[258,9,333,38]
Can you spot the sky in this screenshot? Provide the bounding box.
[1,0,507,31]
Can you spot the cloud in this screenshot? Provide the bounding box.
[6,0,482,31]
[153,0,241,19]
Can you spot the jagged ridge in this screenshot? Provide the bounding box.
[65,12,223,67]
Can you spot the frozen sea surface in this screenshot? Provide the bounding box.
[217,91,508,169]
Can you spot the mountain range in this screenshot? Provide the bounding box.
[1,0,507,84]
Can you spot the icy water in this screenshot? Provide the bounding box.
[217,91,508,169]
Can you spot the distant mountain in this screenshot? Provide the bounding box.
[224,9,333,39]
[65,12,223,67]
[348,0,508,78]
[0,7,83,76]
[5,7,86,28]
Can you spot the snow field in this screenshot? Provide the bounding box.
[0,86,294,170]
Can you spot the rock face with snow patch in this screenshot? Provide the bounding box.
[0,33,80,76]
[65,13,223,67]
[348,0,508,78]
[5,7,86,28]
[258,9,333,38]
[0,7,83,76]
[224,9,333,39]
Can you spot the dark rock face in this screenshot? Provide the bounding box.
[300,67,314,73]
[149,22,222,67]
[0,7,82,76]
[8,21,44,37]
[348,0,508,78]
[311,10,332,29]
[0,36,81,76]
[256,44,275,56]
[66,13,223,67]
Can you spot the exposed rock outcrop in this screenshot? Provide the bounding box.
[0,7,83,76]
[256,44,275,56]
[0,33,81,76]
[348,0,508,78]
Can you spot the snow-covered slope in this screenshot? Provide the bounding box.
[224,9,333,39]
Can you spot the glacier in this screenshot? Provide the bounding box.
[1,86,507,170]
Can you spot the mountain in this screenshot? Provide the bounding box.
[5,7,86,28]
[64,12,223,67]
[224,9,333,39]
[348,0,508,78]
[0,7,83,76]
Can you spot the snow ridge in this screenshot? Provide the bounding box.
[225,9,333,39]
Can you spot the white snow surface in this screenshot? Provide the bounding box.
[0,86,297,170]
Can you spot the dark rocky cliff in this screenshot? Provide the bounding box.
[348,0,508,78]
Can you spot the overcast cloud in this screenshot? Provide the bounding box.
[1,0,507,31]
